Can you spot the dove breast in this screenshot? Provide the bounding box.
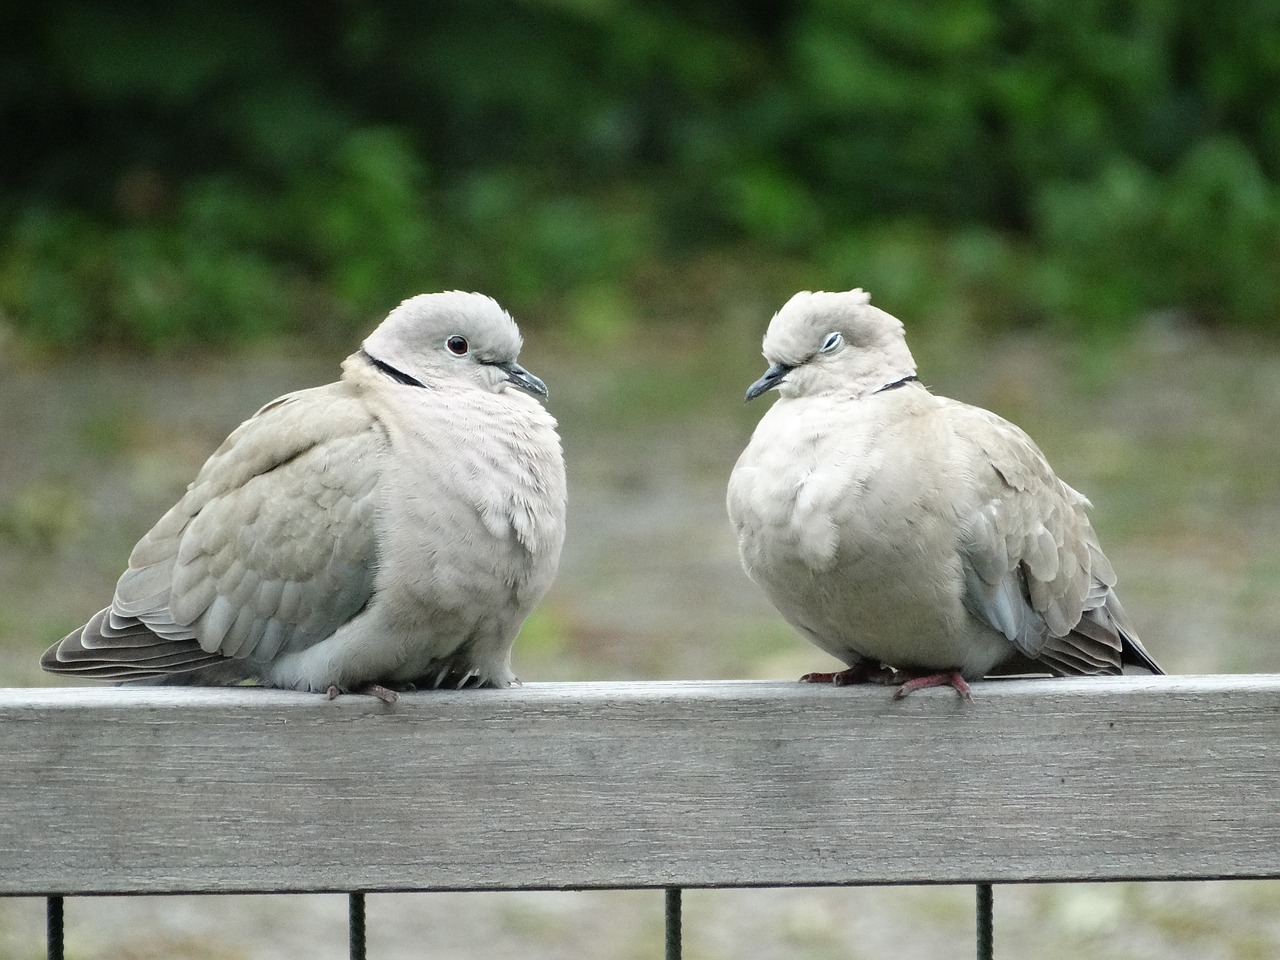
[730,383,1009,677]
[271,355,568,692]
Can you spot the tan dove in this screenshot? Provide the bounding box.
[42,292,567,701]
[727,289,1161,700]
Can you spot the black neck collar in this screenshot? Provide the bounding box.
[873,374,919,395]
[360,349,427,388]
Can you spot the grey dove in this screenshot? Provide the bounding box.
[42,291,567,701]
[727,289,1161,700]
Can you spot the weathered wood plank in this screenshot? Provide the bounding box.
[2,676,1278,896]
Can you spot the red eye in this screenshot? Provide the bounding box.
[446,336,469,356]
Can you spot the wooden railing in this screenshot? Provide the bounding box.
[3,676,1279,958]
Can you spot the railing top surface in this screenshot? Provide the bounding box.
[4,675,1279,896]
[6,671,1280,705]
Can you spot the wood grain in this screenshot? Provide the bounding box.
[2,676,1278,895]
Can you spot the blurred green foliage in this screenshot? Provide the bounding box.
[2,0,1279,347]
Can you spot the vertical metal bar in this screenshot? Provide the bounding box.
[47,896,64,960]
[976,883,993,960]
[664,886,682,960]
[349,892,366,960]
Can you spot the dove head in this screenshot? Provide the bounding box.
[361,291,548,398]
[745,289,918,401]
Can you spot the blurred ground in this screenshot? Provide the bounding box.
[2,305,1279,958]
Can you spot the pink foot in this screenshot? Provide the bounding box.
[891,670,974,703]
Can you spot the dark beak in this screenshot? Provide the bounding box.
[744,362,794,402]
[496,360,549,399]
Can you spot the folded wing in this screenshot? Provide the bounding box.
[43,385,383,681]
[949,400,1161,676]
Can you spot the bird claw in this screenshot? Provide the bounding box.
[891,670,974,703]
[324,683,400,703]
[358,683,400,703]
[799,671,839,684]
[800,662,899,686]
[801,664,974,701]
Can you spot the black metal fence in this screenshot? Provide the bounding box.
[40,885,996,960]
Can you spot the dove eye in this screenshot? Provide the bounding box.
[819,332,844,354]
[446,335,470,356]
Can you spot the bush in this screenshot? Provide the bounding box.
[2,0,1279,347]
[1036,138,1280,329]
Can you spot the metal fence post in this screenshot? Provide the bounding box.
[976,883,993,960]
[350,892,366,960]
[665,887,682,960]
[47,896,63,960]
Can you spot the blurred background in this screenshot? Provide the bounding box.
[3,1,1280,958]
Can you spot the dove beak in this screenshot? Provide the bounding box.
[744,362,794,402]
[496,360,549,399]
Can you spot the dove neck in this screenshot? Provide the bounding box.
[359,349,428,388]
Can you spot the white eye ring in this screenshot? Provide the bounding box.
[445,335,469,356]
[819,331,844,354]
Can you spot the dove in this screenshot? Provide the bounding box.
[727,289,1161,701]
[42,291,567,701]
